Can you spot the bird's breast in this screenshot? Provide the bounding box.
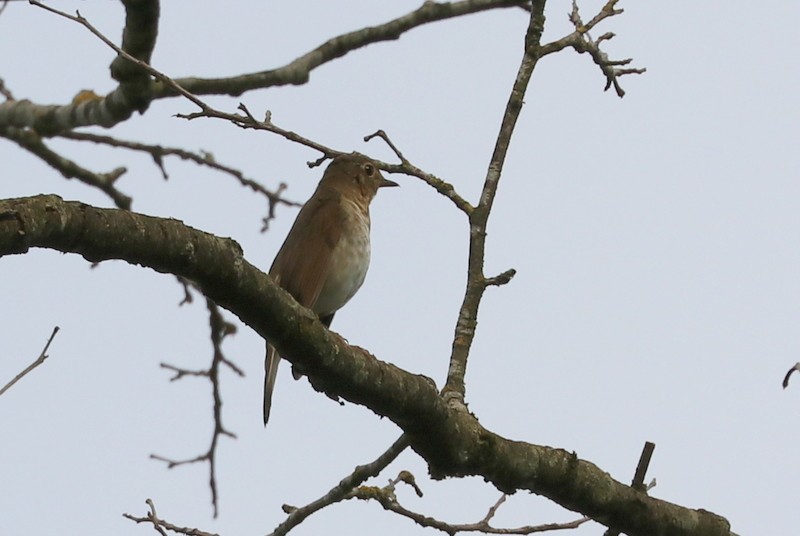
[314,202,371,316]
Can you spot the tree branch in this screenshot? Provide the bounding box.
[0,195,732,536]
[0,126,132,209]
[150,300,240,518]
[444,1,546,402]
[540,0,645,97]
[1,1,528,133]
[364,129,474,216]
[124,498,218,536]
[353,483,592,534]
[0,0,159,134]
[271,434,410,536]
[152,0,530,99]
[0,326,59,397]
[57,130,300,230]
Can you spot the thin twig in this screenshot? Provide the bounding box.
[540,0,645,97]
[123,498,219,536]
[782,362,800,388]
[365,130,474,215]
[0,76,13,100]
[58,131,300,230]
[0,326,59,396]
[271,434,410,536]
[151,300,241,518]
[484,268,517,287]
[351,483,592,534]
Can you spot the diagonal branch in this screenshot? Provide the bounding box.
[153,0,531,99]
[0,326,59,397]
[0,126,132,208]
[271,434,410,536]
[0,194,733,536]
[1,0,530,133]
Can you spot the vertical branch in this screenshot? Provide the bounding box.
[444,1,546,401]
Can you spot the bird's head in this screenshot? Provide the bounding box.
[320,153,398,203]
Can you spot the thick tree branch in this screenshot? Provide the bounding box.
[0,0,159,134]
[152,0,529,99]
[108,0,160,113]
[0,195,732,536]
[0,1,527,134]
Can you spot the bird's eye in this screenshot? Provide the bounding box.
[363,163,375,176]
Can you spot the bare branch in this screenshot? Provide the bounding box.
[484,268,517,287]
[0,195,733,536]
[3,0,159,134]
[352,477,592,534]
[28,0,206,113]
[158,362,208,382]
[124,498,218,536]
[58,131,300,230]
[0,126,132,209]
[151,300,240,518]
[24,3,477,188]
[783,362,800,388]
[0,326,59,397]
[272,434,410,535]
[604,441,657,536]
[0,77,14,100]
[631,442,656,492]
[540,0,645,97]
[444,2,547,402]
[5,1,529,133]
[152,0,531,99]
[365,129,474,215]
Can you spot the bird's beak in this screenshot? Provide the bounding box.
[379,177,399,188]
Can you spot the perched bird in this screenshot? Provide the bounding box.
[263,153,398,425]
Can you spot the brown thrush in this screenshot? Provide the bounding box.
[263,153,398,425]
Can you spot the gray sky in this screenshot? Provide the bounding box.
[1,1,799,535]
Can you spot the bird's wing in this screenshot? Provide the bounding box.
[263,189,344,425]
[270,188,344,309]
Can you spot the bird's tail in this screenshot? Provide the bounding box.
[263,343,281,426]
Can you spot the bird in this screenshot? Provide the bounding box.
[263,152,398,425]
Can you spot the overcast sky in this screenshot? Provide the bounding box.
[1,1,799,535]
